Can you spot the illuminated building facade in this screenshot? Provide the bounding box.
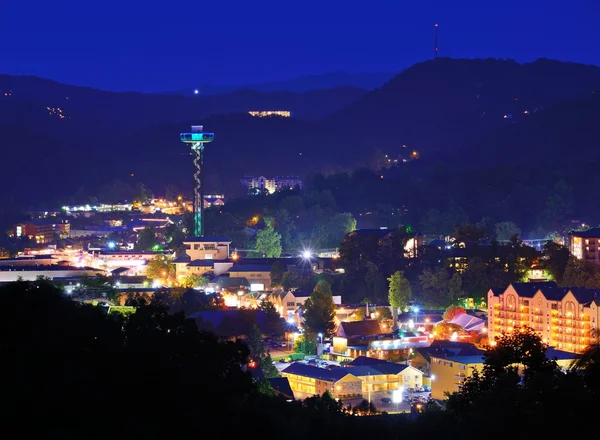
[488,282,600,353]
[569,228,600,264]
[241,176,303,194]
[430,344,577,399]
[248,110,291,118]
[282,358,422,398]
[14,220,70,243]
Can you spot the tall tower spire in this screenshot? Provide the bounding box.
[434,23,439,59]
[180,125,215,237]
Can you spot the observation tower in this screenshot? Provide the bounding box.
[180,125,215,237]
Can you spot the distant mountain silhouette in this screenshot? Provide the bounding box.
[327,58,600,163]
[2,58,600,206]
[166,71,396,95]
[0,75,366,121]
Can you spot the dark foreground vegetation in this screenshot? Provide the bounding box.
[3,279,600,438]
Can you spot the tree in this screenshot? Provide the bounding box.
[561,257,600,288]
[432,322,464,340]
[179,274,209,289]
[452,223,486,247]
[247,325,280,378]
[75,274,118,301]
[418,267,457,308]
[293,333,317,355]
[461,257,490,297]
[364,261,388,302]
[388,271,411,329]
[164,183,179,201]
[254,223,282,258]
[270,261,285,287]
[259,300,284,335]
[136,226,157,251]
[443,305,467,321]
[303,280,336,336]
[494,221,521,242]
[282,270,302,290]
[134,182,153,204]
[146,254,175,282]
[164,223,186,248]
[0,279,261,439]
[543,241,573,283]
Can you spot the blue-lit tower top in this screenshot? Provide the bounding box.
[180,125,215,237]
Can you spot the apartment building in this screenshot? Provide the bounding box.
[569,228,600,264]
[488,282,600,353]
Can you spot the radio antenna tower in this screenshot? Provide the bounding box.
[180,125,215,237]
[434,23,439,59]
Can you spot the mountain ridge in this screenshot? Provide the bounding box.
[165,71,397,95]
[3,57,600,206]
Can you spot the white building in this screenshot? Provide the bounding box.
[241,176,303,194]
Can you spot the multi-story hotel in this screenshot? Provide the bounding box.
[569,227,600,265]
[488,282,600,353]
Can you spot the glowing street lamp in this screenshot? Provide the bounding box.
[392,386,403,412]
[301,249,312,259]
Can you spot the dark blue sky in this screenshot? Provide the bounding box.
[3,0,599,92]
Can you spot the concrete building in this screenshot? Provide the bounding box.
[569,228,600,264]
[173,237,233,278]
[488,282,600,353]
[183,236,231,261]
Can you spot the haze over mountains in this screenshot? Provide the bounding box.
[166,71,396,95]
[2,58,600,207]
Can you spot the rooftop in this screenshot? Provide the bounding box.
[570,227,600,238]
[0,255,56,262]
[229,264,273,272]
[282,363,354,382]
[187,260,215,267]
[184,236,231,243]
[215,276,250,289]
[347,357,411,375]
[267,377,294,399]
[337,320,388,338]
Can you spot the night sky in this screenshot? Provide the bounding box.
[3,0,599,92]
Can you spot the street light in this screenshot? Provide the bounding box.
[413,306,420,327]
[392,386,403,413]
[318,333,323,344]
